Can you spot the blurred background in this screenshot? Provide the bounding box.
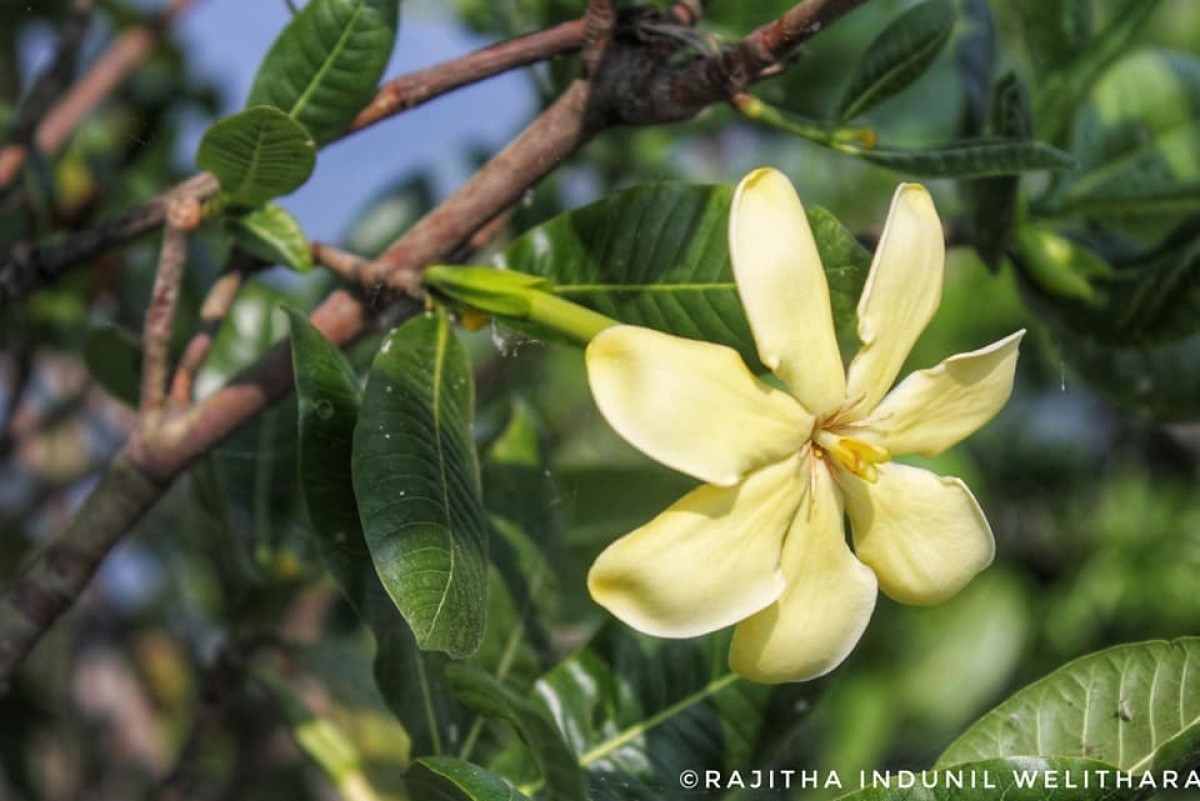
[1,0,1198,799]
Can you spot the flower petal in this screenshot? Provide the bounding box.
[869,330,1024,457]
[729,460,877,683]
[586,325,813,486]
[844,184,945,415]
[588,456,803,638]
[730,168,845,415]
[842,462,994,606]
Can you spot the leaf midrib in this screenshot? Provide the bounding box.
[423,317,456,642]
[288,0,367,122]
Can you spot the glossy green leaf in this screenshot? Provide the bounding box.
[497,182,871,367]
[196,106,316,207]
[247,0,399,146]
[833,757,1138,801]
[287,308,467,757]
[446,665,588,801]
[353,311,488,659]
[1050,49,1200,228]
[837,137,1075,177]
[229,203,312,271]
[940,638,1200,775]
[836,0,956,122]
[83,323,142,407]
[408,757,531,801]
[518,628,779,799]
[1033,0,1163,143]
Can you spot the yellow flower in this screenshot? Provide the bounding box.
[584,168,1024,684]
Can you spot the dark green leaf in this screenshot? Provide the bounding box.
[497,182,871,367]
[408,757,531,801]
[1015,0,1093,77]
[940,638,1200,775]
[247,0,399,146]
[353,311,488,659]
[83,323,142,407]
[446,665,588,801]
[836,0,956,122]
[1033,0,1163,143]
[833,757,1138,801]
[838,137,1075,177]
[229,203,312,271]
[288,309,467,756]
[967,73,1031,269]
[1049,49,1200,229]
[955,0,995,134]
[196,106,316,206]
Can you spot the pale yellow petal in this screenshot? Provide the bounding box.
[842,462,994,606]
[588,456,804,638]
[729,460,877,683]
[844,184,945,415]
[868,330,1024,457]
[730,168,845,415]
[586,325,813,486]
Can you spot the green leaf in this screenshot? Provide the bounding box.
[196,106,316,207]
[837,137,1076,178]
[1049,49,1200,230]
[287,308,467,756]
[229,203,312,271]
[833,757,1139,801]
[939,638,1200,775]
[836,0,956,122]
[967,73,1032,269]
[1015,0,1093,77]
[955,0,995,134]
[446,665,588,801]
[521,628,777,799]
[353,311,488,659]
[83,323,142,407]
[497,182,871,367]
[408,757,531,801]
[247,0,399,146]
[1032,0,1163,143]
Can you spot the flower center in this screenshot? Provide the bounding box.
[812,429,887,481]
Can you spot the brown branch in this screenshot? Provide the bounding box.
[311,242,371,286]
[350,19,588,133]
[167,263,250,408]
[0,0,874,687]
[0,0,96,190]
[139,199,198,415]
[582,0,618,77]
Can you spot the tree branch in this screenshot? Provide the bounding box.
[582,0,618,77]
[167,257,254,407]
[0,0,875,688]
[139,199,198,415]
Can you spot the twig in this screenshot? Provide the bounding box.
[139,199,198,415]
[311,242,370,286]
[582,0,618,77]
[0,0,876,688]
[0,0,96,191]
[350,19,587,133]
[0,0,193,192]
[167,255,256,407]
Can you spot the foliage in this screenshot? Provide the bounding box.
[1,1,1199,800]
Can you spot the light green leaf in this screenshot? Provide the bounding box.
[229,203,312,271]
[836,0,956,122]
[939,638,1200,775]
[196,106,316,207]
[497,183,871,367]
[407,757,531,801]
[83,323,142,407]
[247,0,399,146]
[837,137,1075,177]
[447,665,588,801]
[1033,0,1163,143]
[353,310,488,659]
[833,757,1137,801]
[1049,49,1200,229]
[287,308,468,757]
